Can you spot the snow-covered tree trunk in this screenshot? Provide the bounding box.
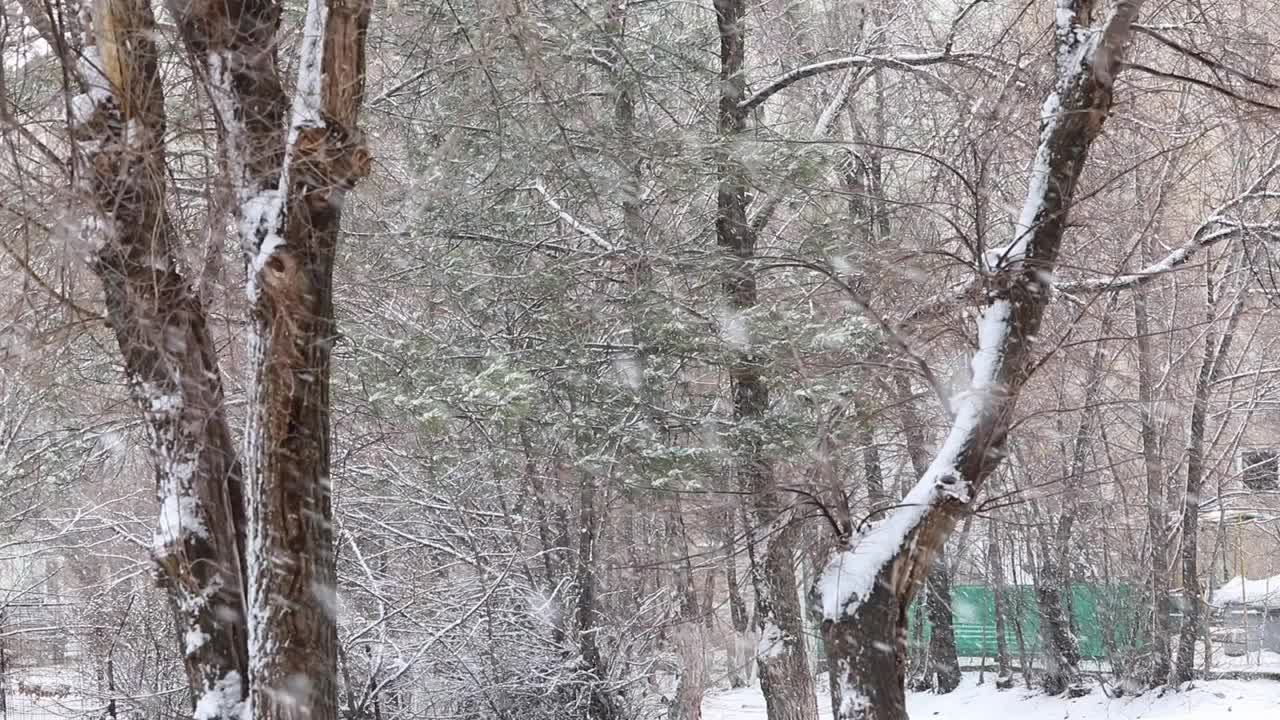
[169,1,372,718]
[46,1,251,716]
[714,2,817,719]
[815,4,1144,718]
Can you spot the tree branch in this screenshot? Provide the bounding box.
[739,51,977,114]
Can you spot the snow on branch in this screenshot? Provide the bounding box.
[818,6,1116,621]
[739,51,979,113]
[289,0,329,135]
[1057,155,1280,293]
[819,300,1004,620]
[531,182,616,252]
[242,0,330,301]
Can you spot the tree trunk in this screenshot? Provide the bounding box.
[1038,294,1115,694]
[817,6,1144,718]
[859,404,885,516]
[54,1,375,718]
[1172,266,1247,684]
[1035,542,1081,695]
[987,523,1012,686]
[924,547,961,693]
[574,471,619,720]
[725,512,752,688]
[894,375,958,694]
[1134,278,1171,687]
[714,2,816,719]
[669,512,706,720]
[48,2,252,715]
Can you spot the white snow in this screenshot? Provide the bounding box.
[613,355,643,390]
[155,494,209,547]
[718,310,750,351]
[77,45,114,102]
[817,10,1103,630]
[139,380,182,417]
[819,299,1002,621]
[193,670,245,720]
[185,627,209,654]
[756,622,785,660]
[70,93,97,127]
[1212,574,1280,608]
[242,0,330,303]
[288,0,330,135]
[818,477,937,619]
[1012,91,1061,246]
[126,118,147,146]
[703,675,1280,720]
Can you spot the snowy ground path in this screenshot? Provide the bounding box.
[702,674,1280,719]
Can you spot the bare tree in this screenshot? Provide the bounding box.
[815,4,1144,718]
[19,1,372,717]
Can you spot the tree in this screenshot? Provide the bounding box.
[17,1,372,717]
[815,4,1145,718]
[713,2,818,719]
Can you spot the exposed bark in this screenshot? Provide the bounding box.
[669,511,706,720]
[858,405,885,516]
[894,375,958,694]
[1035,547,1081,695]
[816,5,1144,718]
[1038,296,1115,694]
[1172,266,1247,684]
[713,1,816,718]
[57,2,249,715]
[923,547,961,693]
[1134,273,1170,687]
[725,512,752,688]
[170,2,372,718]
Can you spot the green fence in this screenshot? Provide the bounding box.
[903,584,1135,660]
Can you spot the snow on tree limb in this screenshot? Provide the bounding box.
[739,51,982,113]
[1057,156,1280,293]
[819,0,1145,625]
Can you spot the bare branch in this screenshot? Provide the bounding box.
[739,51,978,114]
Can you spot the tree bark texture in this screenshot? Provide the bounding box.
[1036,294,1114,694]
[987,523,1012,685]
[58,1,251,715]
[47,1,374,718]
[923,548,960,694]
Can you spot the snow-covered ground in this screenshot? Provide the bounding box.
[702,674,1280,720]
